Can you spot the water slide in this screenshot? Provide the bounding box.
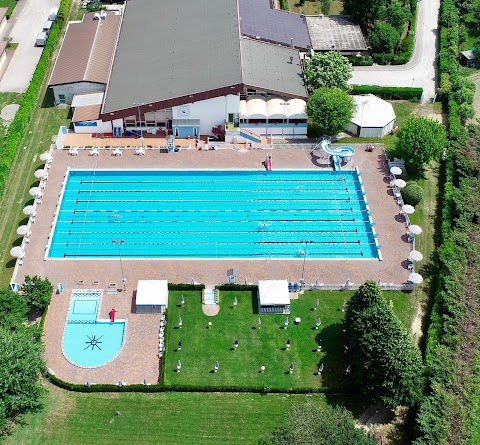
[321,139,355,171]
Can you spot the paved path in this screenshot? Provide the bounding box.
[350,0,440,101]
[0,0,60,92]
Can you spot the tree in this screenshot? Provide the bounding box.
[0,327,45,429]
[304,51,353,94]
[395,116,447,168]
[306,88,356,136]
[369,22,401,53]
[319,0,333,14]
[23,275,53,311]
[345,281,424,407]
[262,401,377,445]
[402,182,424,206]
[379,1,411,31]
[0,289,29,331]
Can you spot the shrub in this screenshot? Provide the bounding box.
[369,22,401,53]
[350,85,423,100]
[458,102,475,121]
[402,182,424,206]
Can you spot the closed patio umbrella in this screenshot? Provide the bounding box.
[408,250,424,262]
[34,169,47,179]
[17,226,31,236]
[408,273,423,284]
[393,178,407,188]
[23,205,36,216]
[408,225,422,235]
[39,152,52,162]
[10,246,24,258]
[390,166,402,175]
[29,187,42,197]
[402,205,415,214]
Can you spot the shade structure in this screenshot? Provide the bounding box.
[23,205,36,216]
[39,152,53,162]
[34,169,47,179]
[393,179,407,188]
[17,225,31,236]
[390,166,402,175]
[408,225,423,235]
[10,246,24,258]
[402,205,415,214]
[408,250,424,262]
[29,187,42,197]
[408,273,424,284]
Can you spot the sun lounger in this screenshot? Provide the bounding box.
[112,148,122,156]
[135,147,145,156]
[89,148,99,156]
[69,148,78,156]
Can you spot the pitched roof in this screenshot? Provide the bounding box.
[72,104,101,122]
[49,12,121,86]
[102,0,306,117]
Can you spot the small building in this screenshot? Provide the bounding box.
[135,280,169,314]
[460,50,480,67]
[346,94,396,138]
[48,11,121,105]
[257,280,290,314]
[71,92,112,133]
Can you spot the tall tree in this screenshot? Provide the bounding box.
[395,116,447,169]
[304,51,353,94]
[345,281,424,407]
[0,327,45,429]
[23,275,53,311]
[306,88,356,136]
[0,289,29,331]
[262,401,377,445]
[369,22,401,53]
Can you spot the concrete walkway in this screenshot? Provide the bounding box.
[0,0,60,92]
[350,0,440,101]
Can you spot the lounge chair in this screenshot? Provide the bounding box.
[89,148,99,156]
[69,148,78,156]
[135,147,145,156]
[112,148,122,156]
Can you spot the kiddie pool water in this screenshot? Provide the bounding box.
[62,290,125,368]
[49,169,379,259]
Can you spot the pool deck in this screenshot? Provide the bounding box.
[17,145,411,384]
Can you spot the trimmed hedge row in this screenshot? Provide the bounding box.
[0,0,72,200]
[167,283,205,291]
[350,85,423,100]
[215,284,258,291]
[46,373,353,395]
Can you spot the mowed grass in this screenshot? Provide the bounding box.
[4,384,324,445]
[287,0,344,14]
[0,0,19,15]
[163,289,414,390]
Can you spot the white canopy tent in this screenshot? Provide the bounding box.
[257,279,290,314]
[245,98,268,119]
[239,98,307,121]
[135,280,169,314]
[346,94,396,138]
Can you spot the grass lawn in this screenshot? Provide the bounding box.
[461,12,479,51]
[0,0,19,16]
[287,0,344,14]
[4,384,334,445]
[163,289,414,391]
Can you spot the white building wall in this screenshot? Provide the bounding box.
[172,95,240,135]
[52,82,106,105]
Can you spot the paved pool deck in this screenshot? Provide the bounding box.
[16,144,412,384]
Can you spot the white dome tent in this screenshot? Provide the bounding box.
[346,94,396,138]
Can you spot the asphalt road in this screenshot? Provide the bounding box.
[350,0,440,101]
[0,0,60,93]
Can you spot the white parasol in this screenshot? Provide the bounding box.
[393,179,407,188]
[408,273,423,284]
[39,152,53,162]
[23,205,36,216]
[10,246,24,258]
[408,250,424,262]
[402,205,415,214]
[17,226,31,236]
[390,166,402,175]
[34,169,47,179]
[408,225,422,235]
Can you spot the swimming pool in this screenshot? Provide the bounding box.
[62,290,126,368]
[49,169,379,259]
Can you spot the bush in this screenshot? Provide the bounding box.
[402,182,424,206]
[307,121,322,138]
[458,102,475,121]
[350,85,423,100]
[369,22,401,53]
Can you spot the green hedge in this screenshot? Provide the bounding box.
[46,373,352,395]
[0,0,72,199]
[350,85,423,100]
[167,283,205,291]
[215,284,258,291]
[279,0,289,10]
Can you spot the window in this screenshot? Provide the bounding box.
[174,127,179,137]
[58,94,66,104]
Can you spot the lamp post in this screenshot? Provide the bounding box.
[112,239,126,291]
[299,239,314,289]
[280,102,289,140]
[133,102,145,147]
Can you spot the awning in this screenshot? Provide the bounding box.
[136,280,169,307]
[258,280,290,306]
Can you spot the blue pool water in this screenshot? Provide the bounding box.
[63,290,125,368]
[49,169,379,259]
